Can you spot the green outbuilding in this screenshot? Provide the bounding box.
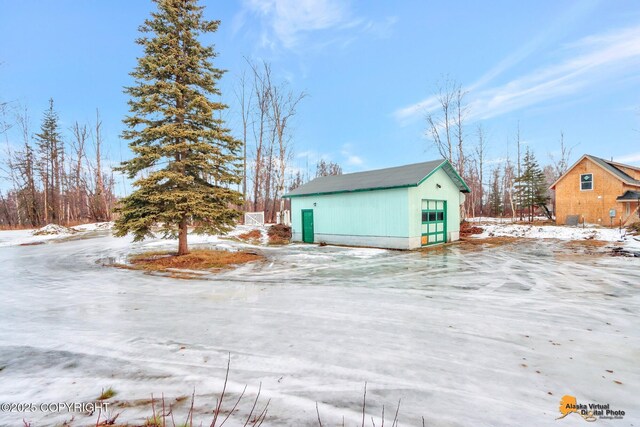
[283,158,470,249]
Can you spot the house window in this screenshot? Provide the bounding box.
[627,204,631,216]
[580,173,593,190]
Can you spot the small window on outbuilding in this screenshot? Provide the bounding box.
[428,212,437,222]
[421,212,428,222]
[580,173,593,190]
[437,212,444,221]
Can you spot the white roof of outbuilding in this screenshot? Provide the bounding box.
[284,159,470,197]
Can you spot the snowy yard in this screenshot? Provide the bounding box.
[0,224,638,426]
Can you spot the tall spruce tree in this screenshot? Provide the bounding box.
[114,0,242,255]
[513,148,548,222]
[35,99,63,224]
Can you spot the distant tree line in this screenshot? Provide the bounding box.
[425,77,573,220]
[0,99,116,227]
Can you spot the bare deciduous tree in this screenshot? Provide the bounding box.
[315,159,342,177]
[241,60,306,222]
[474,124,487,216]
[425,77,457,163]
[549,131,574,180]
[0,102,117,228]
[235,67,253,209]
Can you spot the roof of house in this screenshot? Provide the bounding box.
[617,190,640,201]
[284,158,470,198]
[587,156,640,185]
[550,154,640,189]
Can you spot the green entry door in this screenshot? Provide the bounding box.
[302,209,314,243]
[421,200,447,246]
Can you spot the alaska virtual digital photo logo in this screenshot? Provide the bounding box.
[557,395,626,422]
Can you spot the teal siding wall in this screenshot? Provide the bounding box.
[291,187,410,239]
[408,167,462,240]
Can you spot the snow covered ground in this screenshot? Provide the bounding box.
[468,219,640,256]
[0,222,114,248]
[476,222,624,241]
[0,224,638,426]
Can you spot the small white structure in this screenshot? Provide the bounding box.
[244,211,265,226]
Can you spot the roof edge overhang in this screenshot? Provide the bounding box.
[434,159,471,193]
[283,183,418,198]
[283,159,471,198]
[617,190,640,201]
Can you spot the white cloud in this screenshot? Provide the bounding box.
[615,152,640,164]
[240,0,350,49]
[346,154,363,166]
[394,23,640,124]
[360,16,398,39]
[239,0,397,50]
[469,1,600,91]
[394,97,441,124]
[340,144,365,167]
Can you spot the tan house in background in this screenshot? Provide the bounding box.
[550,154,640,226]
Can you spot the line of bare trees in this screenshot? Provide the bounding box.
[425,77,574,220]
[236,60,306,223]
[0,99,116,228]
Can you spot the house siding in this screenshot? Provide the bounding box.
[554,157,638,225]
[290,187,411,249]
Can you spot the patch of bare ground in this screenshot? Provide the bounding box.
[237,229,262,244]
[565,239,608,248]
[555,239,610,258]
[460,236,522,247]
[113,249,263,279]
[267,224,291,245]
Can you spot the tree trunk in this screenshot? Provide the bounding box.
[178,215,189,256]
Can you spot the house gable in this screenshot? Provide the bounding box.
[552,154,640,225]
[550,155,640,189]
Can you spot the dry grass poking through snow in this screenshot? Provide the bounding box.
[237,229,262,244]
[115,249,263,278]
[129,249,262,270]
[460,236,521,246]
[267,224,291,245]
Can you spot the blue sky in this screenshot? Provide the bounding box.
[1,0,640,191]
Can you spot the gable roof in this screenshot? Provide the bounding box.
[550,154,640,189]
[284,158,470,198]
